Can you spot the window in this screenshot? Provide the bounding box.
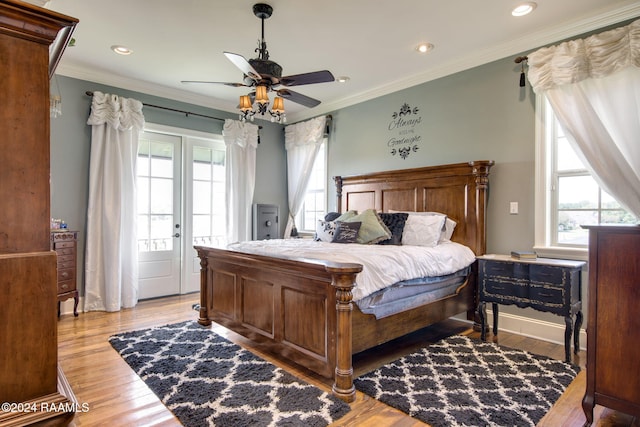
[295,139,327,233]
[535,96,636,258]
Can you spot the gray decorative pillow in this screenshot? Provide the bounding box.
[332,221,361,243]
[377,212,409,245]
[324,212,341,221]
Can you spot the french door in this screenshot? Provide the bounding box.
[137,125,225,299]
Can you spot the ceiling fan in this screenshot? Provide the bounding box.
[182,3,335,113]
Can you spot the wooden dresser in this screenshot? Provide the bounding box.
[51,231,79,317]
[582,225,640,425]
[0,2,78,426]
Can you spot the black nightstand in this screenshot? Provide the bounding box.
[477,254,585,362]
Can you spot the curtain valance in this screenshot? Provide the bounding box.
[87,91,145,131]
[528,19,640,92]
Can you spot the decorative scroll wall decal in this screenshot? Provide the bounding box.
[387,103,422,159]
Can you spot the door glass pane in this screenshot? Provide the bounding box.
[138,138,175,252]
[191,146,226,248]
[150,178,173,213]
[193,181,212,214]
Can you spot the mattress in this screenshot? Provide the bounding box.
[226,239,476,302]
[355,267,471,319]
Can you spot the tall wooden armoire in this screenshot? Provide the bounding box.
[0,1,77,425]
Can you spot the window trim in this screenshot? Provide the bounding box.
[533,94,589,261]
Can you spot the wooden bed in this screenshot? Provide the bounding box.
[195,160,493,402]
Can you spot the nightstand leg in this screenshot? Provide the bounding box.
[478,302,487,340]
[564,315,573,363]
[492,303,499,336]
[574,311,583,354]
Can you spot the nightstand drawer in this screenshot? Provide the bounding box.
[529,285,564,313]
[530,265,565,286]
[484,261,529,280]
[483,279,528,300]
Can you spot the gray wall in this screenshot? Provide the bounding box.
[327,56,536,255]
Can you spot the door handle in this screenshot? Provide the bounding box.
[174,233,180,238]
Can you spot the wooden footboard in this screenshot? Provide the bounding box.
[195,246,362,402]
[196,160,493,402]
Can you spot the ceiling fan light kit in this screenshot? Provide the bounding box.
[182,3,334,123]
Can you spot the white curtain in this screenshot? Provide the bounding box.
[85,92,145,312]
[284,116,327,238]
[223,119,259,243]
[527,19,640,219]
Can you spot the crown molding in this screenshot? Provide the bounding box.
[56,3,640,125]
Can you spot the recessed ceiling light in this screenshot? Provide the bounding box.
[416,43,434,54]
[111,45,133,55]
[336,76,350,83]
[512,2,537,17]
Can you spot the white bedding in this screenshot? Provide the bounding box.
[226,239,476,301]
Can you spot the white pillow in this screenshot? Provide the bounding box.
[401,214,447,247]
[388,210,457,242]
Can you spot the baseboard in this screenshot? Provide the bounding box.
[482,309,587,351]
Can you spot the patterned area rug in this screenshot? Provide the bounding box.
[109,321,350,427]
[354,335,579,427]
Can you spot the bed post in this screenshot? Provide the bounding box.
[195,247,212,326]
[334,176,343,213]
[326,263,361,403]
[469,160,494,256]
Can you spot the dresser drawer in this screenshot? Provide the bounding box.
[58,259,75,269]
[55,247,75,256]
[58,268,75,282]
[53,241,75,249]
[58,279,76,294]
[57,253,74,263]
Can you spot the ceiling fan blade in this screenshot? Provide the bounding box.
[277,89,321,108]
[279,70,335,87]
[224,51,262,81]
[181,80,248,87]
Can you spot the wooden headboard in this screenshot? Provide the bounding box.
[334,160,494,256]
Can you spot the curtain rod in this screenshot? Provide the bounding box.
[85,90,226,123]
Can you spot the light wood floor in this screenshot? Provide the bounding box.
[58,294,638,427]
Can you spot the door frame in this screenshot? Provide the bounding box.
[143,123,224,295]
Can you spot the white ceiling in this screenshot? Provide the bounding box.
[45,0,640,123]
